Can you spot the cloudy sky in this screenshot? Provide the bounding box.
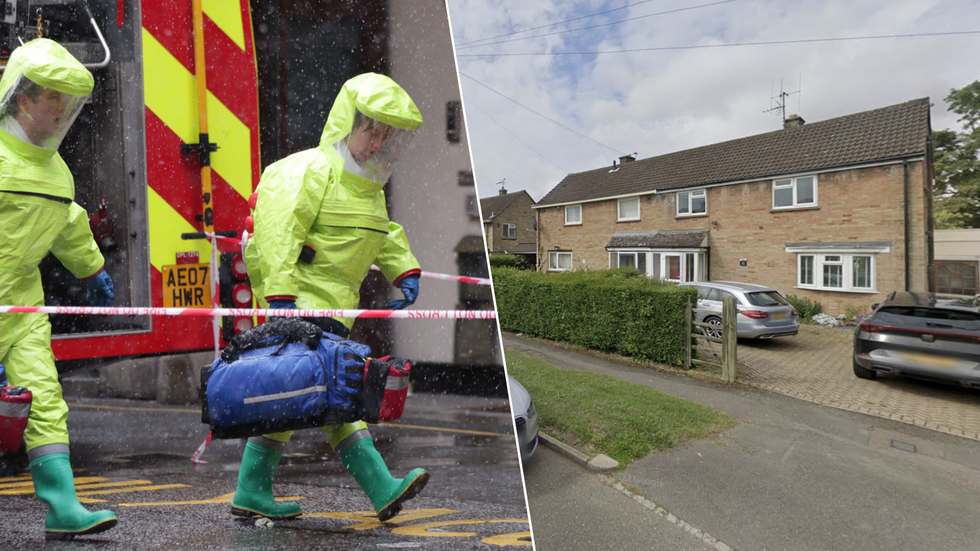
[445,0,978,202]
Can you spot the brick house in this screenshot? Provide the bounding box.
[533,99,935,315]
[481,188,537,265]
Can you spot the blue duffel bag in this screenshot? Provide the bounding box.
[201,318,390,439]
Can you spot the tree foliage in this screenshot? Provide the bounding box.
[934,81,980,229]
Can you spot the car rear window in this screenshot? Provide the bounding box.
[875,306,980,331]
[744,291,789,307]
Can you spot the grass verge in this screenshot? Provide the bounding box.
[506,348,736,466]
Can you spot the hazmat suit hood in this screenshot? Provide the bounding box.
[0,39,94,150]
[320,73,422,184]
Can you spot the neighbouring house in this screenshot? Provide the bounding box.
[934,229,979,295]
[480,188,537,266]
[533,99,935,316]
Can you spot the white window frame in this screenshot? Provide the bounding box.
[501,223,516,239]
[795,252,876,292]
[676,189,707,217]
[617,197,640,222]
[565,204,582,225]
[772,175,818,210]
[608,250,647,271]
[549,251,573,272]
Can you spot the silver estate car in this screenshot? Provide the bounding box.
[680,281,799,339]
[853,292,980,388]
[507,375,539,462]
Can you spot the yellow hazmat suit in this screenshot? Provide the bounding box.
[233,73,428,522]
[0,38,117,540]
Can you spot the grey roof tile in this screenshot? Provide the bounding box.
[538,98,930,207]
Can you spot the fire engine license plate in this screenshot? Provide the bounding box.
[163,264,212,308]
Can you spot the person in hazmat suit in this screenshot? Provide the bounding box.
[235,73,426,522]
[0,39,117,540]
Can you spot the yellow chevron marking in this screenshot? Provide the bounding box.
[307,508,459,531]
[118,492,304,507]
[76,484,190,497]
[143,28,252,201]
[204,0,245,51]
[208,88,253,200]
[148,187,211,272]
[142,28,197,144]
[0,477,107,493]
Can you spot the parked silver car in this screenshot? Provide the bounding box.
[853,292,980,388]
[507,375,538,462]
[680,281,799,339]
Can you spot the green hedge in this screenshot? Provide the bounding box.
[489,254,533,270]
[492,268,697,366]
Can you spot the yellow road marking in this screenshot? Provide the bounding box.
[67,402,199,414]
[0,474,31,483]
[392,519,530,538]
[77,484,190,497]
[66,404,513,438]
[379,423,511,438]
[0,477,108,494]
[306,508,459,531]
[483,531,534,547]
[118,492,304,507]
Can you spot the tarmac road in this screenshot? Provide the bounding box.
[0,392,531,550]
[508,333,980,551]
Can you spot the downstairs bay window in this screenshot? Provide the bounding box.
[796,252,876,292]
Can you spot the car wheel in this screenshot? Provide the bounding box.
[853,359,877,380]
[702,316,723,339]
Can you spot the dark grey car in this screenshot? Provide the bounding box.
[680,281,799,339]
[853,292,980,388]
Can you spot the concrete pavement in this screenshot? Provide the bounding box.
[506,332,980,551]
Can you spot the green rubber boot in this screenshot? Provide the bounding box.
[30,453,117,541]
[230,442,302,519]
[339,438,429,522]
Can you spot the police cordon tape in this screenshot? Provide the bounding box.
[0,306,497,319]
[370,266,492,286]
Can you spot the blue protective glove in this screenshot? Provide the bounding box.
[268,299,297,318]
[388,274,420,310]
[85,269,115,307]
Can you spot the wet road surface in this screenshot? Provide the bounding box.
[1,392,531,549]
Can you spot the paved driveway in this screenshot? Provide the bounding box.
[736,324,980,441]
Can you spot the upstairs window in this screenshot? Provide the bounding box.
[565,205,582,225]
[677,189,707,216]
[618,197,640,221]
[773,175,817,209]
[502,223,516,239]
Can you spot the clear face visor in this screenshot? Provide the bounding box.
[336,110,415,183]
[0,73,88,150]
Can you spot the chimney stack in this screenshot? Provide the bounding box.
[783,114,805,129]
[619,153,636,164]
[498,187,508,196]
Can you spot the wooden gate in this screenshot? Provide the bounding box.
[684,295,737,382]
